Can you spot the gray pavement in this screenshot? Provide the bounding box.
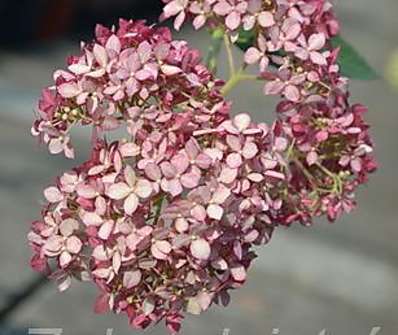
[0,1,397,334]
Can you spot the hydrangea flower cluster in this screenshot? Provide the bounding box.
[28,1,376,333]
[32,19,223,158]
[162,0,376,224]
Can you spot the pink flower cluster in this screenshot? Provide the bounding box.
[162,0,376,224]
[28,1,377,333]
[29,109,287,331]
[32,19,223,158]
[162,0,339,35]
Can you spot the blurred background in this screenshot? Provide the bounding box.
[0,1,397,334]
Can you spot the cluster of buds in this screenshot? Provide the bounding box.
[29,0,376,333]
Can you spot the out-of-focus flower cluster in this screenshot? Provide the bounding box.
[29,1,377,333]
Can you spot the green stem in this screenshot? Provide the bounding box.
[205,28,224,74]
[224,34,236,76]
[220,68,258,96]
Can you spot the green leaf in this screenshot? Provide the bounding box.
[235,28,256,52]
[331,36,378,80]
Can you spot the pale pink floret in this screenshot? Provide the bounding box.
[106,165,152,215]
[213,0,248,31]
[244,34,270,72]
[160,154,201,197]
[294,33,328,65]
[43,218,82,268]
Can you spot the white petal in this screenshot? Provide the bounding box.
[190,238,211,260]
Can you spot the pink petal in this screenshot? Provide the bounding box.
[351,158,362,172]
[68,63,91,75]
[59,251,72,268]
[161,64,182,76]
[244,47,262,64]
[212,185,231,204]
[258,11,275,27]
[180,171,201,189]
[65,236,83,254]
[93,44,108,68]
[92,267,111,279]
[59,218,79,237]
[105,35,121,55]
[151,241,169,260]
[135,179,153,198]
[163,0,185,17]
[264,80,285,95]
[124,165,137,188]
[185,137,200,160]
[124,193,139,215]
[274,137,288,151]
[44,186,63,203]
[213,2,232,16]
[308,33,326,51]
[156,240,172,254]
[197,292,213,311]
[207,204,224,220]
[76,184,97,199]
[81,211,103,226]
[264,170,285,180]
[163,179,183,197]
[219,167,238,184]
[225,11,241,30]
[226,135,242,151]
[48,138,65,155]
[98,220,115,240]
[284,85,300,102]
[226,152,243,168]
[233,240,243,260]
[171,153,190,174]
[123,270,142,289]
[58,82,80,98]
[231,265,246,282]
[234,113,251,132]
[120,142,140,157]
[92,245,109,261]
[247,173,264,182]
[306,151,318,166]
[112,253,121,273]
[191,205,207,222]
[107,183,131,200]
[161,161,177,178]
[242,142,258,159]
[190,238,211,260]
[195,153,212,169]
[43,236,63,255]
[175,217,189,232]
[145,163,162,181]
[310,51,327,65]
[193,14,206,29]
